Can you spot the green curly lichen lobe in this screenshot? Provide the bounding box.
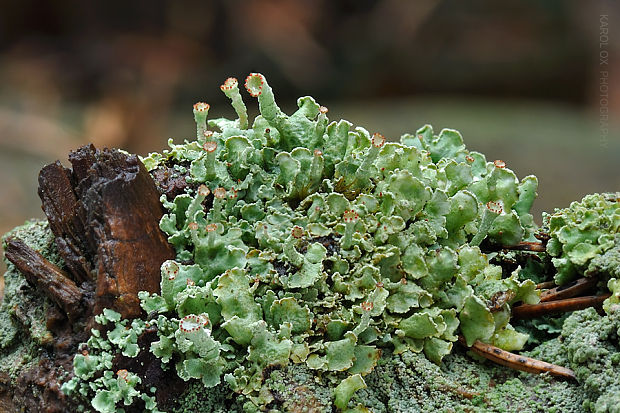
[544,193,620,285]
[3,73,619,412]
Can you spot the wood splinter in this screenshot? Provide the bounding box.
[512,294,611,319]
[501,241,546,252]
[457,336,576,381]
[484,241,546,253]
[536,281,556,290]
[37,145,175,319]
[4,238,83,321]
[539,277,599,303]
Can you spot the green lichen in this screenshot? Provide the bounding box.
[3,74,620,412]
[133,73,542,411]
[544,193,620,285]
[181,347,584,412]
[61,309,163,413]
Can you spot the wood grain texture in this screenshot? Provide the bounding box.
[37,145,175,318]
[4,238,82,321]
[539,277,598,303]
[458,336,576,380]
[512,294,611,319]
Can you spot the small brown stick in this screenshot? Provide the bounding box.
[501,241,546,252]
[536,281,556,290]
[457,336,576,380]
[512,294,611,319]
[534,232,550,243]
[4,238,83,321]
[539,277,599,303]
[484,241,546,253]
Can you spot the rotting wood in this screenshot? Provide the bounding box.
[38,160,93,283]
[37,144,175,319]
[1,144,177,413]
[4,238,83,321]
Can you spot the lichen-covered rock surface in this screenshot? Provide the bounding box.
[1,73,619,412]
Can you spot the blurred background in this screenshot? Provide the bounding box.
[0,0,619,280]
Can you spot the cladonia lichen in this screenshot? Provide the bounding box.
[65,72,548,412]
[2,73,618,412]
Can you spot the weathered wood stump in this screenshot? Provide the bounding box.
[1,145,175,412]
[36,144,174,319]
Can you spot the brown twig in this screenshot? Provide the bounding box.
[457,336,576,380]
[539,277,599,303]
[4,238,83,321]
[483,241,546,253]
[536,281,556,290]
[534,232,551,243]
[501,241,546,252]
[512,294,611,319]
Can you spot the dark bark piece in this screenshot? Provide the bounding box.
[68,143,97,187]
[4,238,82,321]
[37,145,175,319]
[151,165,190,200]
[82,148,175,318]
[38,161,93,283]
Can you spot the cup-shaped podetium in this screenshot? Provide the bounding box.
[211,187,227,222]
[245,73,281,122]
[202,141,218,181]
[177,313,221,360]
[161,260,180,305]
[179,313,209,333]
[486,159,506,193]
[205,223,218,248]
[220,77,248,129]
[342,209,360,249]
[314,106,329,144]
[193,102,210,143]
